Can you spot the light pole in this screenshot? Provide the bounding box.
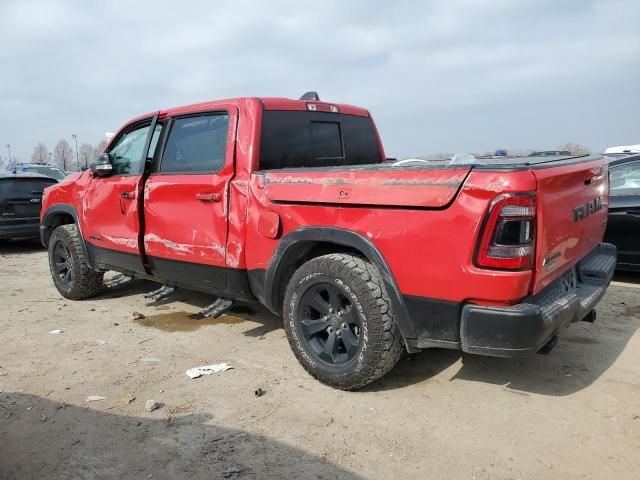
[5,144,10,165]
[72,134,79,169]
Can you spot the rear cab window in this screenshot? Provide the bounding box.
[259,111,382,170]
[0,177,56,197]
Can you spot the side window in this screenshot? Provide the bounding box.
[159,114,229,174]
[109,123,162,176]
[610,161,640,196]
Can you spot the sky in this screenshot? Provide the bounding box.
[1,0,639,162]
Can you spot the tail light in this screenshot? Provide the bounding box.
[475,193,536,270]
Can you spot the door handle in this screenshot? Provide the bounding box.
[120,191,135,199]
[196,192,221,203]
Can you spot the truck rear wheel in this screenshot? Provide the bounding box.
[283,253,403,390]
[48,224,104,300]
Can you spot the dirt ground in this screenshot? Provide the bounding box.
[1,240,639,480]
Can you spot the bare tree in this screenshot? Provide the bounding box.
[31,142,49,164]
[53,139,74,171]
[89,139,109,164]
[94,140,108,158]
[78,143,95,169]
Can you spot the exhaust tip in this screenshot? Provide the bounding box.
[537,335,559,355]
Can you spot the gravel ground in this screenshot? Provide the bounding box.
[1,239,639,479]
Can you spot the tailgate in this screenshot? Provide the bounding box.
[0,177,55,219]
[259,166,471,208]
[532,158,609,294]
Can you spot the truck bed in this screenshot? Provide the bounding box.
[256,154,602,209]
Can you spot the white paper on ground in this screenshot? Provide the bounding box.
[186,362,233,379]
[86,395,106,402]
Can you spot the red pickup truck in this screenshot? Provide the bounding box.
[40,94,616,390]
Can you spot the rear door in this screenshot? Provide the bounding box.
[143,108,237,290]
[531,157,610,293]
[82,117,162,273]
[605,159,640,268]
[0,176,56,226]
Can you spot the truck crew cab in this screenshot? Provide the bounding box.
[40,94,616,390]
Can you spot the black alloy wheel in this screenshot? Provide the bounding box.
[52,240,74,288]
[299,282,362,365]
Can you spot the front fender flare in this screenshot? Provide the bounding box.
[41,204,93,269]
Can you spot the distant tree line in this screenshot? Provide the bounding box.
[25,139,108,171]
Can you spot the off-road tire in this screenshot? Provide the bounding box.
[48,224,104,300]
[283,253,404,390]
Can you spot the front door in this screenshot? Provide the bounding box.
[143,108,237,291]
[83,117,162,273]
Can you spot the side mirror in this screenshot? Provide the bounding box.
[90,153,113,177]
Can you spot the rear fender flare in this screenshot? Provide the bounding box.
[263,227,417,342]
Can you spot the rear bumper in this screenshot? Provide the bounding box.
[0,220,40,240]
[460,243,616,357]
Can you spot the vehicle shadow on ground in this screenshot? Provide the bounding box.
[96,276,166,300]
[0,392,363,480]
[94,273,640,396]
[613,270,640,284]
[98,276,283,337]
[369,276,640,396]
[0,238,45,254]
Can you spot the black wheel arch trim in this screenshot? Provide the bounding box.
[40,204,94,269]
[261,226,418,345]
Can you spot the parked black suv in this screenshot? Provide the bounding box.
[0,172,57,240]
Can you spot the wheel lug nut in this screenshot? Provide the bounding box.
[337,311,343,317]
[341,323,347,329]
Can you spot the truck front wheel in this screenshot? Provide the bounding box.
[283,253,403,390]
[48,224,104,300]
